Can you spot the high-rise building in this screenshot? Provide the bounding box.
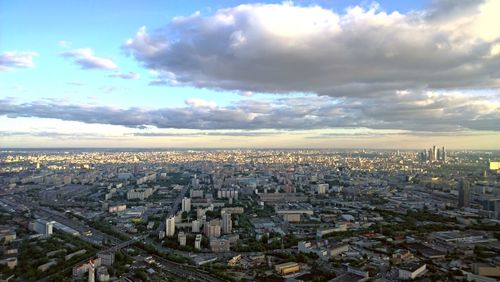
[441,146,446,162]
[165,216,176,237]
[458,179,471,208]
[222,213,232,234]
[203,219,221,238]
[181,197,191,213]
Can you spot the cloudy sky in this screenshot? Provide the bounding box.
[1,0,499,149]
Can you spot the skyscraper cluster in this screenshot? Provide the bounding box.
[419,145,446,162]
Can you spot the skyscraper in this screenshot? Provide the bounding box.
[165,216,176,237]
[458,179,471,208]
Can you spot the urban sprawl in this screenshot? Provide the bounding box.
[0,148,499,282]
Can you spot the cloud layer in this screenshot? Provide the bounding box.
[1,91,498,132]
[124,1,500,96]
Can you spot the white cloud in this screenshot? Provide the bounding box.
[61,48,117,70]
[0,51,38,71]
[124,1,500,96]
[185,98,217,109]
[109,71,140,80]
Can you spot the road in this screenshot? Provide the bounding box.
[35,205,223,282]
[148,252,222,282]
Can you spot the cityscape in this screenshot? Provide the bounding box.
[1,0,500,282]
[0,148,499,281]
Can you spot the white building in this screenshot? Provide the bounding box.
[195,234,202,250]
[32,219,54,236]
[181,197,191,213]
[165,216,176,237]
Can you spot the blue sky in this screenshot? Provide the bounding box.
[1,0,499,148]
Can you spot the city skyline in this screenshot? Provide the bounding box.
[1,0,500,149]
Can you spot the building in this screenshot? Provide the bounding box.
[459,179,471,208]
[32,219,54,236]
[298,240,348,260]
[316,183,329,194]
[165,216,176,237]
[472,263,500,277]
[126,187,156,200]
[489,161,500,171]
[209,238,230,252]
[195,234,202,250]
[190,189,204,198]
[88,260,95,282]
[222,213,232,234]
[275,262,300,275]
[97,252,114,266]
[181,197,191,213]
[283,213,301,222]
[204,219,221,238]
[221,207,244,214]
[178,232,187,246]
[108,204,126,213]
[398,263,426,280]
[192,219,201,233]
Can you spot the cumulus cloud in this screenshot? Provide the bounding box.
[0,51,38,71]
[0,92,498,132]
[109,71,140,80]
[123,1,500,96]
[61,48,117,70]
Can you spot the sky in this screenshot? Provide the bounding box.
[0,0,499,149]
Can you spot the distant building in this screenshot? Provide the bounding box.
[191,219,201,233]
[31,219,54,236]
[204,219,221,238]
[209,238,230,252]
[458,179,471,208]
[316,183,329,194]
[222,213,232,234]
[181,197,191,213]
[490,161,500,171]
[195,234,202,250]
[108,204,126,213]
[472,263,500,278]
[97,252,114,266]
[165,216,176,237]
[178,232,186,246]
[398,263,426,280]
[274,262,300,275]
